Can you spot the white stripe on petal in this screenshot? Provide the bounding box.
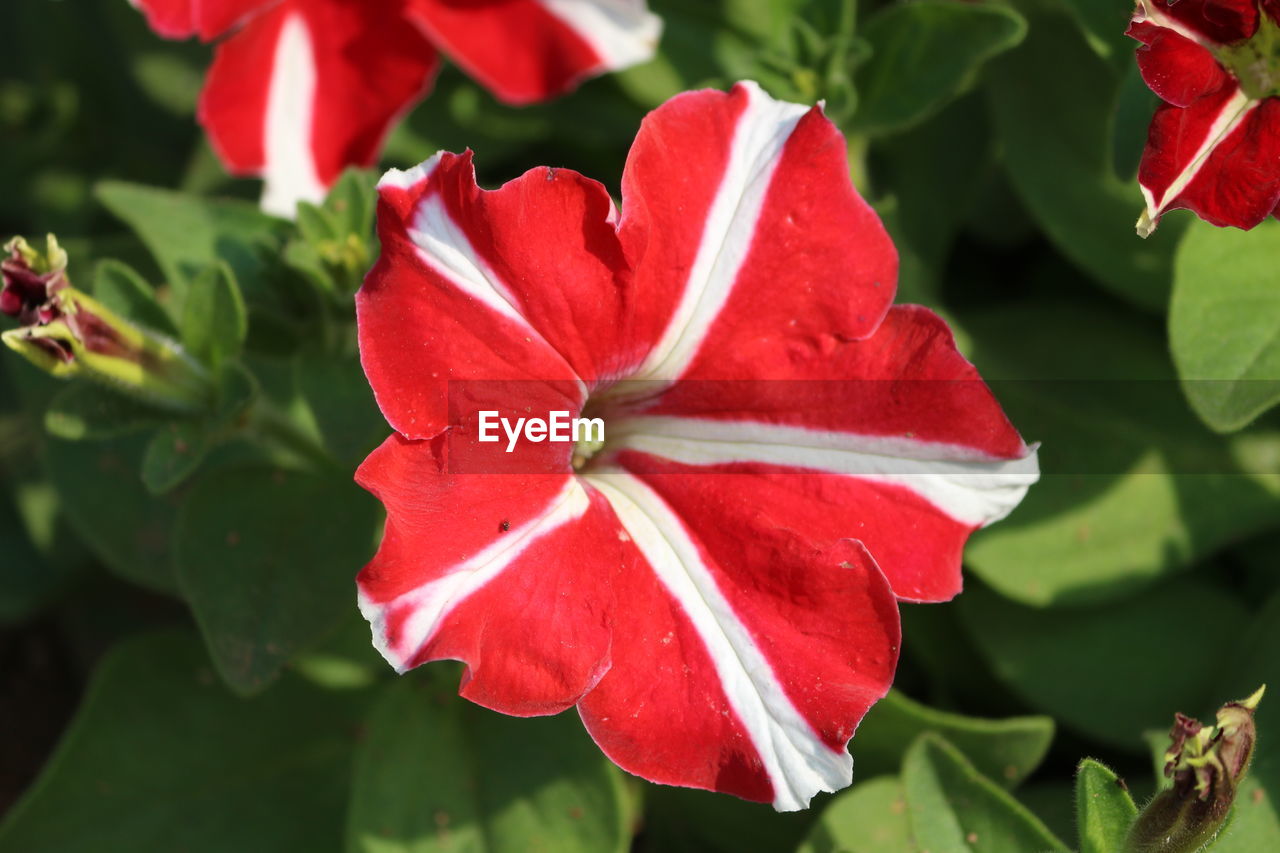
[584,470,849,811]
[606,416,1040,527]
[635,82,809,382]
[392,154,588,395]
[537,0,662,71]
[260,14,328,218]
[1140,87,1257,231]
[1132,0,1219,49]
[360,478,591,672]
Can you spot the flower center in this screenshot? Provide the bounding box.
[1217,14,1280,99]
[571,401,607,471]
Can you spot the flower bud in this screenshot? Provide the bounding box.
[1126,686,1265,853]
[1,235,212,412]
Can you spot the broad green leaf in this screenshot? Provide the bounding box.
[182,262,247,371]
[44,435,179,593]
[853,690,1054,788]
[1076,759,1138,853]
[0,630,370,853]
[44,382,170,441]
[0,486,68,624]
[92,259,178,336]
[638,784,815,853]
[986,4,1183,311]
[902,734,1068,852]
[853,2,1025,135]
[960,294,1280,607]
[94,181,286,311]
[141,421,212,494]
[347,677,630,853]
[875,93,995,305]
[295,353,387,466]
[175,465,380,695]
[959,578,1249,750]
[798,776,917,853]
[1171,219,1280,433]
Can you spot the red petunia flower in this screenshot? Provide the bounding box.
[1127,0,1280,236]
[131,0,661,215]
[354,82,1039,809]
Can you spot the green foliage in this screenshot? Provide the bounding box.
[853,1,1026,136]
[985,1,1183,311]
[853,689,1054,787]
[0,631,371,853]
[347,677,631,853]
[1171,219,1280,433]
[959,579,1249,750]
[1076,759,1138,853]
[181,262,247,372]
[175,466,380,695]
[901,734,1068,851]
[798,776,914,853]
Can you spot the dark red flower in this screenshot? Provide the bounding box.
[133,0,661,215]
[1127,0,1280,235]
[354,82,1039,808]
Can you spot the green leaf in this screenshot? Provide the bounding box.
[295,353,387,466]
[44,435,179,594]
[853,1,1025,136]
[347,677,631,853]
[295,201,343,246]
[1076,759,1138,853]
[325,169,377,237]
[853,690,1054,788]
[1170,218,1280,433]
[959,578,1249,750]
[91,259,178,336]
[902,734,1068,852]
[44,382,171,441]
[798,776,917,853]
[141,421,212,494]
[0,630,370,853]
[0,486,69,625]
[985,3,1183,311]
[959,294,1280,607]
[175,465,380,695]
[182,262,247,371]
[94,181,286,311]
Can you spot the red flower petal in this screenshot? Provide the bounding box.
[575,477,899,809]
[406,0,661,104]
[617,83,897,384]
[357,152,631,439]
[1131,0,1259,45]
[198,0,439,215]
[356,435,619,715]
[1127,21,1230,107]
[131,0,273,41]
[1138,86,1280,232]
[605,306,1036,603]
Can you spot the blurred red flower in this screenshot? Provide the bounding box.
[133,0,660,215]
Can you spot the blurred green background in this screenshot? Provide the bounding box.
[4,0,1280,850]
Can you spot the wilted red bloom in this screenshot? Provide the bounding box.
[1127,0,1280,235]
[354,82,1039,809]
[132,0,661,215]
